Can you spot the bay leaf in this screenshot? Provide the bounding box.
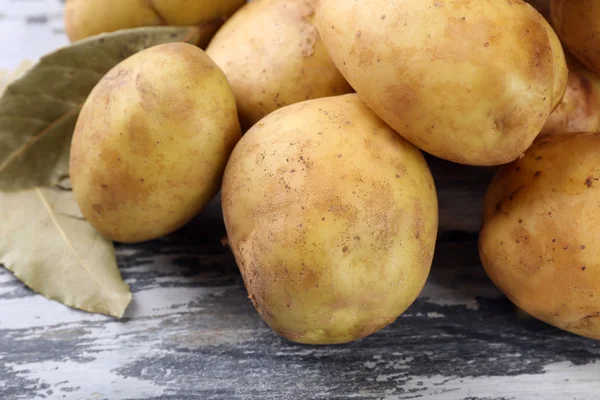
[0,60,34,97]
[0,187,132,318]
[0,26,205,192]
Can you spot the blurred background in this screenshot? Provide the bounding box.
[0,0,66,70]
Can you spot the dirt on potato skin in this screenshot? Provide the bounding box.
[480,133,600,340]
[71,43,241,244]
[551,0,600,74]
[222,94,438,345]
[540,56,600,137]
[316,0,567,166]
[206,0,353,131]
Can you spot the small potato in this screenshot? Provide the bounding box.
[70,43,241,243]
[222,94,438,344]
[206,0,352,130]
[551,0,600,74]
[540,56,600,137]
[316,0,567,166]
[64,0,245,42]
[480,134,600,340]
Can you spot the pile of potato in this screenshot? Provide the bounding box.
[65,0,600,343]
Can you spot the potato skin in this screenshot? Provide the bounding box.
[540,56,600,137]
[551,0,600,74]
[222,94,438,344]
[316,0,567,166]
[64,0,245,42]
[152,0,246,26]
[479,134,600,340]
[527,0,551,18]
[206,0,352,130]
[70,43,241,243]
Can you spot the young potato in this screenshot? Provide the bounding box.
[551,0,600,74]
[70,43,241,243]
[480,134,600,340]
[64,0,245,42]
[316,0,567,166]
[222,94,438,344]
[206,0,352,130]
[540,56,600,137]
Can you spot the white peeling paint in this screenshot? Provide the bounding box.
[386,361,600,400]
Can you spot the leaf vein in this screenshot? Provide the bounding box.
[0,115,55,124]
[0,107,80,176]
[34,188,108,292]
[34,63,105,77]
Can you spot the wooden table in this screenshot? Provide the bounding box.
[1,1,599,399]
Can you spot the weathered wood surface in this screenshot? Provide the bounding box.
[3,198,600,400]
[1,1,600,400]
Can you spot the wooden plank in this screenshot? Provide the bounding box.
[2,200,600,400]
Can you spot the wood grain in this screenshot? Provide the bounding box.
[2,197,600,400]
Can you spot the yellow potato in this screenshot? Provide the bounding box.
[206,0,352,130]
[551,0,600,74]
[64,0,245,42]
[540,56,600,137]
[70,43,241,243]
[480,133,600,340]
[151,0,246,26]
[222,94,438,344]
[316,0,567,166]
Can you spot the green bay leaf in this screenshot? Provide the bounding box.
[0,188,131,318]
[0,26,205,192]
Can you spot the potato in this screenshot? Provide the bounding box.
[479,134,600,340]
[222,94,438,344]
[540,56,600,137]
[316,0,568,166]
[70,43,241,243]
[527,0,551,18]
[206,0,352,130]
[551,0,600,74]
[64,0,245,42]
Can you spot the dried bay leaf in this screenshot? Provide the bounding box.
[0,26,204,192]
[0,60,34,97]
[0,187,132,317]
